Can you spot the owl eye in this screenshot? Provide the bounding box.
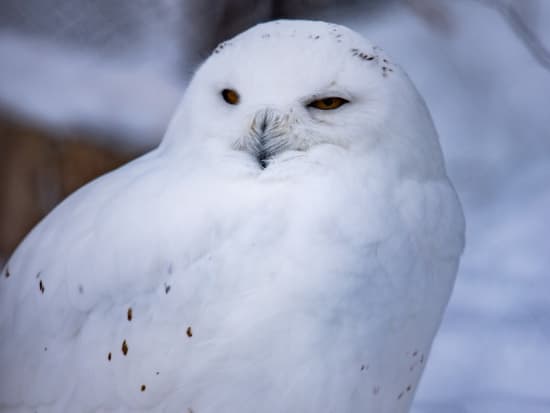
[308,97,349,110]
[222,89,240,105]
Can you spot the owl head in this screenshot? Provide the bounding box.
[162,20,446,180]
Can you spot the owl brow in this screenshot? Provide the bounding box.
[306,88,352,103]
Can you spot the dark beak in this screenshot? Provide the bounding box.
[256,112,270,168]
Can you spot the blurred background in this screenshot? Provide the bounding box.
[0,0,548,411]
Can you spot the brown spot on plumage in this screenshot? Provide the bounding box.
[140,384,146,392]
[213,41,232,54]
[122,340,128,356]
[39,280,45,294]
[351,48,376,61]
[186,326,193,337]
[127,307,133,321]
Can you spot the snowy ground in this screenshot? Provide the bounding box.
[1,1,549,411]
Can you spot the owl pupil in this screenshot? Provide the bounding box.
[222,89,239,105]
[323,98,334,106]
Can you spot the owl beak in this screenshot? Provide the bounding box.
[247,108,288,168]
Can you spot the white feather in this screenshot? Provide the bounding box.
[0,20,464,413]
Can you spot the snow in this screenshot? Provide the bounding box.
[0,31,183,150]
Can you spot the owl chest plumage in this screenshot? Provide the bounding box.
[0,155,459,413]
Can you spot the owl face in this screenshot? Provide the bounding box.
[163,20,445,179]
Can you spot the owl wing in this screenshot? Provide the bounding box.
[0,150,220,411]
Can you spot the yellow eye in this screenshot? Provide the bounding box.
[308,97,349,110]
[222,88,240,105]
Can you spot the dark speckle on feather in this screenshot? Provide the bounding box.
[213,41,231,54]
[39,280,45,294]
[127,307,133,321]
[164,283,171,294]
[351,48,376,61]
[4,267,9,278]
[186,326,193,337]
[108,352,112,361]
[140,384,146,392]
[122,340,128,356]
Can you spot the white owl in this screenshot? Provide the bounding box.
[0,20,464,413]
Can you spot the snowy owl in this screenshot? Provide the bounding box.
[0,20,464,413]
